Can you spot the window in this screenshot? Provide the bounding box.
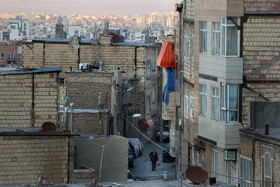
[221,84,239,123]
[262,146,274,187]
[184,29,189,57]
[200,84,207,117]
[191,28,194,60]
[146,60,151,79]
[190,93,194,120]
[212,87,220,121]
[240,157,253,187]
[152,49,156,71]
[226,162,232,184]
[8,53,14,61]
[145,97,150,114]
[151,86,155,103]
[200,22,207,53]
[213,147,218,179]
[221,17,239,56]
[213,23,220,55]
[18,53,22,60]
[184,94,188,119]
[0,53,4,61]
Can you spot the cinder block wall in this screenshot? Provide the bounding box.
[0,135,71,185]
[0,72,58,128]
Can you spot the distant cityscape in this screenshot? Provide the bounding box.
[0,11,179,41]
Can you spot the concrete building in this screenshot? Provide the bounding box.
[65,71,113,135]
[0,40,23,67]
[10,17,30,40]
[165,0,280,186]
[74,135,128,182]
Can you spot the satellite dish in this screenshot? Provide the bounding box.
[42,122,56,132]
[185,166,208,185]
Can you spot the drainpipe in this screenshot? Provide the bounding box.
[69,103,74,134]
[31,73,35,127]
[99,145,105,182]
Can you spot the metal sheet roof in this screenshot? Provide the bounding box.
[0,67,62,75]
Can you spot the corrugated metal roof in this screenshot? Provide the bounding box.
[0,67,62,75]
[157,41,175,68]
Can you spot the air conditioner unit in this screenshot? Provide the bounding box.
[225,150,237,161]
[79,63,91,70]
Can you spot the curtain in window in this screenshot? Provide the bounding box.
[200,85,207,117]
[229,85,238,121]
[226,26,237,55]
[213,88,219,120]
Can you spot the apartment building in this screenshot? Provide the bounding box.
[0,40,22,67]
[171,0,280,185]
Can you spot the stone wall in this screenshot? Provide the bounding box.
[0,135,71,185]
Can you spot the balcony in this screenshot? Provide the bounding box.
[199,55,243,84]
[195,0,243,17]
[198,117,242,149]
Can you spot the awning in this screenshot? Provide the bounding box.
[157,40,175,68]
[141,118,154,128]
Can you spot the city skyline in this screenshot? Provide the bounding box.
[1,0,178,15]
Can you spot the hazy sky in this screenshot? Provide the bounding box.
[1,0,178,15]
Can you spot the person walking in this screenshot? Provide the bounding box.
[149,149,159,171]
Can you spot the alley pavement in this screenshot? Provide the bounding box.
[131,141,176,181]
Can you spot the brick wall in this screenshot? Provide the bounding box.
[244,0,280,13]
[240,131,280,186]
[242,16,280,128]
[0,135,71,185]
[70,169,94,184]
[0,72,58,128]
[66,72,113,110]
[23,42,78,73]
[0,40,22,66]
[73,112,108,135]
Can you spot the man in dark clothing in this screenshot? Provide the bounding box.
[149,149,158,171]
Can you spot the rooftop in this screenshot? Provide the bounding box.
[240,128,280,142]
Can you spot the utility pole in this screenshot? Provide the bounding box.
[176,2,184,186]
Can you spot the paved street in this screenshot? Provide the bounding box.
[130,141,176,181]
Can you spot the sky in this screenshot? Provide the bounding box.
[1,0,178,15]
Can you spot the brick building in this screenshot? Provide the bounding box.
[23,36,162,138]
[167,0,280,185]
[0,40,22,67]
[65,71,113,135]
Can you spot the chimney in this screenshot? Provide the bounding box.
[265,124,269,135]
